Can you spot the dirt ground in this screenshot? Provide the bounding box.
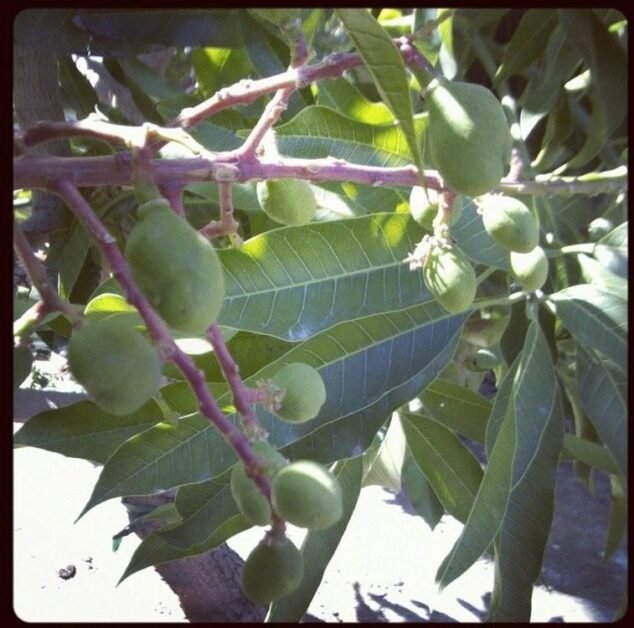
[13,380,627,623]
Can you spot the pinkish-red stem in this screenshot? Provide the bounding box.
[49,178,273,499]
[13,220,81,329]
[207,324,267,438]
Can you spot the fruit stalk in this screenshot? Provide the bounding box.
[50,178,273,499]
[207,324,267,437]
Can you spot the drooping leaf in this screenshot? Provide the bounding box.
[561,434,621,475]
[401,447,445,529]
[336,9,426,184]
[437,323,562,591]
[495,10,558,82]
[218,213,430,340]
[603,474,627,561]
[400,412,483,523]
[362,414,407,491]
[266,457,363,622]
[420,378,492,443]
[558,10,628,169]
[550,284,627,371]
[576,345,627,476]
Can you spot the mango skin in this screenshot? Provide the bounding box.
[272,460,343,529]
[256,179,317,226]
[480,196,540,253]
[125,200,225,335]
[510,246,549,291]
[426,78,513,198]
[272,363,326,423]
[241,535,304,604]
[423,244,476,314]
[67,317,161,416]
[231,441,288,527]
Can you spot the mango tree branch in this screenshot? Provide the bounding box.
[48,178,273,501]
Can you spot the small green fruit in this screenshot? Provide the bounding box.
[272,460,343,529]
[256,179,317,226]
[474,348,503,370]
[272,363,326,423]
[68,318,161,415]
[231,441,288,527]
[426,78,513,198]
[510,246,549,291]
[125,199,225,334]
[480,196,539,253]
[409,186,438,230]
[241,535,304,604]
[423,244,477,314]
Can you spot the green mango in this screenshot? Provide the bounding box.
[510,246,549,291]
[241,534,304,604]
[256,179,317,226]
[125,200,225,335]
[423,243,476,314]
[271,460,343,529]
[426,78,513,198]
[230,441,288,527]
[67,317,161,416]
[271,362,327,423]
[479,195,539,253]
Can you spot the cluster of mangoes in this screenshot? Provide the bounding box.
[231,362,343,604]
[67,199,227,414]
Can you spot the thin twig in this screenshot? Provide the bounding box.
[207,324,267,438]
[13,220,81,336]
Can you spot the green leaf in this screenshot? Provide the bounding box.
[488,387,563,621]
[449,197,510,270]
[576,345,627,476]
[275,105,428,167]
[316,78,395,125]
[420,378,491,443]
[485,358,520,455]
[78,301,466,517]
[336,9,426,184]
[437,323,562,591]
[266,457,363,622]
[400,412,483,523]
[495,10,558,82]
[58,56,99,119]
[13,400,164,464]
[401,448,445,529]
[59,222,92,300]
[13,346,33,391]
[558,10,628,169]
[362,414,407,491]
[156,470,240,549]
[603,475,627,561]
[561,434,620,476]
[218,213,431,340]
[118,514,249,584]
[577,254,628,299]
[551,284,627,371]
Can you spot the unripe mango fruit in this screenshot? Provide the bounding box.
[125,200,225,335]
[426,78,513,198]
[256,179,317,226]
[510,246,549,292]
[272,460,343,529]
[479,195,539,253]
[231,441,288,526]
[462,308,510,347]
[423,244,477,314]
[67,317,161,415]
[241,535,304,604]
[271,362,327,423]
